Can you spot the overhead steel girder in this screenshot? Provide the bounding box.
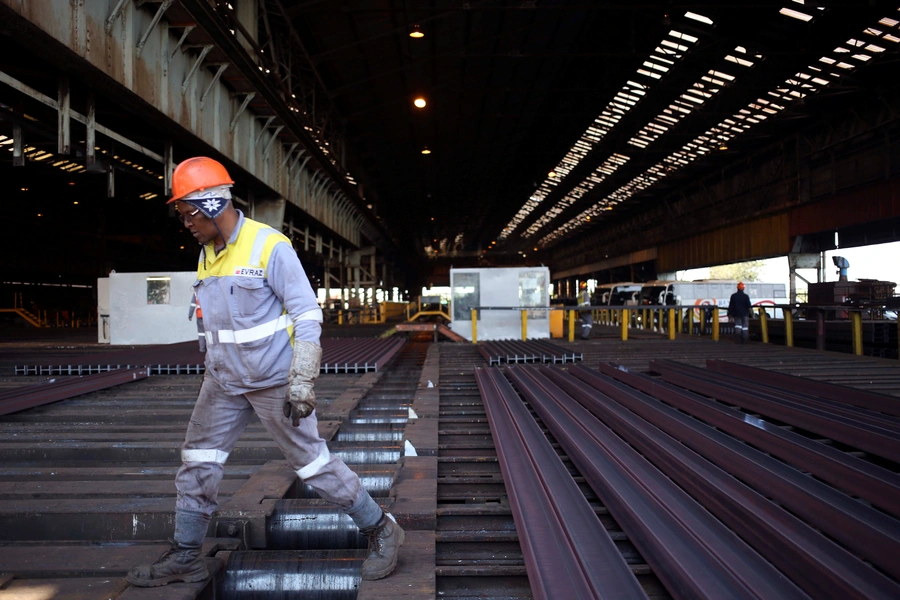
[177,0,390,247]
[0,1,366,250]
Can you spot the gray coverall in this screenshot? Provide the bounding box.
[177,212,379,529]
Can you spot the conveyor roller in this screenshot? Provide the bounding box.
[221,550,366,599]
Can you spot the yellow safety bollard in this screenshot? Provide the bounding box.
[712,307,720,341]
[668,308,676,340]
[687,306,694,335]
[785,308,794,347]
[620,309,629,341]
[759,307,769,344]
[338,309,343,325]
[851,311,863,355]
[521,309,528,341]
[471,309,478,343]
[568,310,576,342]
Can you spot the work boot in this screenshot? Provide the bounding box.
[359,513,405,580]
[126,539,208,587]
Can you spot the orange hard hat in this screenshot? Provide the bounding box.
[579,281,587,289]
[737,282,745,290]
[168,157,234,203]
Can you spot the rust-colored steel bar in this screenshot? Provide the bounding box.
[474,367,645,600]
[651,359,900,462]
[15,342,204,375]
[477,343,501,366]
[596,363,900,518]
[707,360,900,417]
[0,368,150,416]
[479,340,579,366]
[504,366,803,600]
[520,365,900,599]
[570,364,900,583]
[677,361,900,433]
[320,338,404,373]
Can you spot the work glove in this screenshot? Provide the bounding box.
[283,340,323,426]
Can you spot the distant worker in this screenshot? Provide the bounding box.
[578,281,592,340]
[127,157,403,588]
[727,282,752,344]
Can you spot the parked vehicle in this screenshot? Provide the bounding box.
[593,282,642,306]
[638,279,787,325]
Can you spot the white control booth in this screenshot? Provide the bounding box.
[97,271,197,345]
[449,267,550,341]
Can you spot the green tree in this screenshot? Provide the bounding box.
[709,260,764,282]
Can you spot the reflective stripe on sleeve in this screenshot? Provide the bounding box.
[182,448,230,463]
[296,446,331,480]
[294,308,323,324]
[207,313,292,345]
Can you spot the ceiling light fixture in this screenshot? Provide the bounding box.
[548,171,557,177]
[421,146,431,155]
[414,97,427,108]
[409,24,424,38]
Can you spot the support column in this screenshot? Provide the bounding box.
[250,197,286,229]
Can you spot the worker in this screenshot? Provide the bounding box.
[577,281,592,340]
[727,281,752,344]
[127,157,403,587]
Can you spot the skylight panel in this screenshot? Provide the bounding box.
[865,43,886,52]
[684,12,714,25]
[537,13,897,248]
[780,7,813,22]
[708,70,736,81]
[878,17,899,27]
[852,54,872,61]
[661,39,689,52]
[668,30,699,44]
[725,55,755,67]
[501,32,701,240]
[884,34,900,43]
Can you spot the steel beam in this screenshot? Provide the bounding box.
[57,75,70,155]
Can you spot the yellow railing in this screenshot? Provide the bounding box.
[465,303,897,359]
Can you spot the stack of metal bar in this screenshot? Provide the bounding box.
[476,361,900,598]
[478,340,582,366]
[320,337,405,373]
[15,342,204,376]
[15,337,406,377]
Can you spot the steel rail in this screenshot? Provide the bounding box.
[503,366,803,600]
[707,360,900,417]
[518,365,900,599]
[475,367,645,600]
[15,342,204,376]
[670,361,900,433]
[651,359,900,462]
[479,340,579,365]
[568,364,900,582]
[0,368,150,417]
[320,338,405,373]
[595,362,900,518]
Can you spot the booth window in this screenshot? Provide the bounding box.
[453,273,480,320]
[147,277,171,305]
[519,271,547,319]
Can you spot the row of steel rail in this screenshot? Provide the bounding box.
[5,338,406,417]
[13,337,405,376]
[478,340,582,365]
[476,360,900,599]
